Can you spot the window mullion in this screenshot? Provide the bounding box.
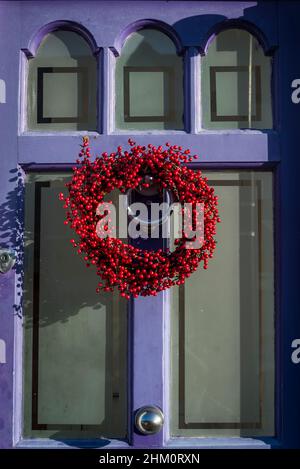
[101,47,115,134]
[184,46,201,133]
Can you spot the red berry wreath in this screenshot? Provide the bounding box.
[60,138,220,298]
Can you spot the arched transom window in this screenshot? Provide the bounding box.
[202,29,272,129]
[27,30,97,131]
[115,28,184,130]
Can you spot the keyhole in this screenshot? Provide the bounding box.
[0,253,9,264]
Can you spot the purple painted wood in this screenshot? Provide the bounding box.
[23,19,100,57]
[184,47,201,133]
[18,133,280,164]
[0,1,21,449]
[17,1,277,53]
[0,0,286,450]
[131,294,165,448]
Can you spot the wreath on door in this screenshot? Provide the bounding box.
[60,137,220,298]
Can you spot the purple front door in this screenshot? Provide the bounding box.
[1,0,300,450]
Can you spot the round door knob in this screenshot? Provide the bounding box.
[135,406,164,435]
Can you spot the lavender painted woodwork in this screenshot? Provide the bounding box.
[0,0,299,449]
[0,1,21,449]
[130,294,165,448]
[17,1,277,54]
[18,133,280,164]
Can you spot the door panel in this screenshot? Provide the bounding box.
[2,0,298,450]
[23,173,127,439]
[170,170,275,437]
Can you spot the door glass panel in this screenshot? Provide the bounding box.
[170,170,275,436]
[27,30,97,131]
[23,173,127,439]
[202,29,273,129]
[115,29,184,130]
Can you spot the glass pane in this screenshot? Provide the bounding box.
[170,171,275,437]
[202,29,273,129]
[27,31,97,131]
[116,29,184,130]
[23,173,127,439]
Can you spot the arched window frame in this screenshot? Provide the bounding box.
[20,20,100,134]
[110,19,186,134]
[199,19,276,132]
